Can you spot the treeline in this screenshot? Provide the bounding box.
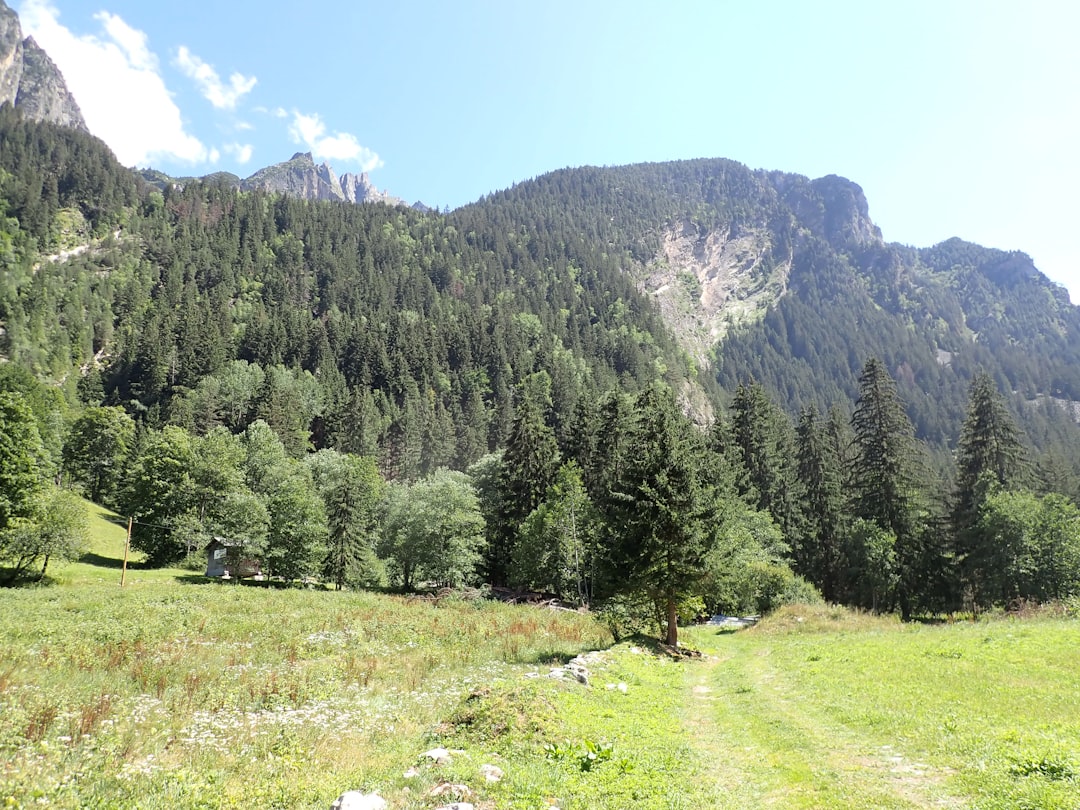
[5,356,1078,640]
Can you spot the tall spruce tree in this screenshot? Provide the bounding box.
[491,374,561,585]
[850,357,923,617]
[951,371,1028,609]
[601,383,716,646]
[729,380,803,544]
[794,406,846,601]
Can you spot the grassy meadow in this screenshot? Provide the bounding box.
[0,501,1078,808]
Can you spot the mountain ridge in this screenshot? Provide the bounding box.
[137,151,428,210]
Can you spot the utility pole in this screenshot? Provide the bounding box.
[120,516,132,587]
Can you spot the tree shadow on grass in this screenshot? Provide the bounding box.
[520,649,580,666]
[173,573,216,584]
[78,552,152,570]
[172,575,319,589]
[711,626,742,636]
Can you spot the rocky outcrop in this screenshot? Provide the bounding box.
[341,171,395,204]
[0,1,22,108]
[14,37,86,130]
[770,171,882,251]
[0,1,87,131]
[241,152,400,205]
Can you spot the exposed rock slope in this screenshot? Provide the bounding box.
[0,1,86,130]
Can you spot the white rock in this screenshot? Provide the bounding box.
[329,791,387,810]
[480,763,504,782]
[421,747,452,764]
[403,767,420,779]
[432,804,474,810]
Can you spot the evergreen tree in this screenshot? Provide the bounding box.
[308,450,385,590]
[951,371,1028,609]
[600,383,717,646]
[729,380,803,543]
[849,358,923,617]
[491,375,561,585]
[794,406,846,601]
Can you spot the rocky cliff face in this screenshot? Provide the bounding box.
[0,1,86,131]
[0,1,25,108]
[15,37,86,130]
[240,152,400,205]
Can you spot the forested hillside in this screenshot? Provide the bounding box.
[3,105,1080,623]
[467,161,1080,459]
[0,105,693,477]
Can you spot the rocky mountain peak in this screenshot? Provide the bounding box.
[0,1,87,131]
[809,174,882,248]
[769,171,882,251]
[239,152,401,206]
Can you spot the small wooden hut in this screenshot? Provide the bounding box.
[204,537,263,579]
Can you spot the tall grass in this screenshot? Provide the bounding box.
[0,579,610,808]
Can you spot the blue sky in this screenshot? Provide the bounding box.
[18,0,1080,298]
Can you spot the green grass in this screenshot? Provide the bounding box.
[679,604,1080,809]
[2,507,1079,808]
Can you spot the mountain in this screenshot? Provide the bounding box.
[0,110,699,477]
[137,152,417,209]
[239,151,400,205]
[3,106,1080,482]
[0,0,86,131]
[459,159,1080,450]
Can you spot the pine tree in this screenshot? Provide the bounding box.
[308,450,385,590]
[729,381,803,544]
[953,372,1027,516]
[849,358,923,617]
[601,383,716,646]
[490,375,561,585]
[794,406,846,601]
[951,371,1028,609]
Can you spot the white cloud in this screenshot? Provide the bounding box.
[224,143,254,165]
[288,110,383,171]
[18,0,210,167]
[174,46,256,110]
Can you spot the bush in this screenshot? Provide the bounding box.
[597,591,659,642]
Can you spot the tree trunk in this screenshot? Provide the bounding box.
[665,598,679,647]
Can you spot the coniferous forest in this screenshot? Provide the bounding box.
[3,104,1080,641]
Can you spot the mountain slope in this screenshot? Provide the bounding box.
[462,159,1080,451]
[0,114,696,478]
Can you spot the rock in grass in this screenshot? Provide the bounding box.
[432,804,474,810]
[329,791,387,810]
[430,782,472,798]
[480,763,504,782]
[421,746,452,764]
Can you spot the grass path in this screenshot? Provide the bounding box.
[681,632,963,808]
[679,612,1080,810]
